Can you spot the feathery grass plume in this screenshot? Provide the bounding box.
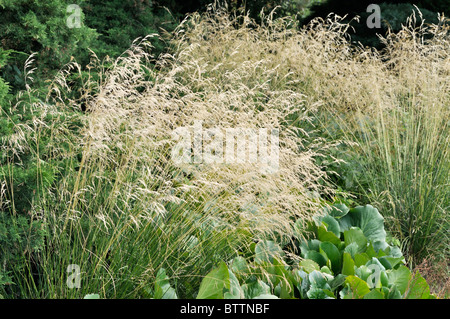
[305,11,449,268]
[7,9,335,298]
[175,4,448,276]
[355,13,449,266]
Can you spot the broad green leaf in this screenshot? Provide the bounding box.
[296,270,310,299]
[319,241,341,274]
[299,259,320,273]
[320,266,333,276]
[242,280,271,299]
[344,275,371,299]
[299,239,321,257]
[83,294,100,299]
[378,256,404,270]
[307,288,330,299]
[329,274,346,292]
[255,240,284,264]
[339,205,386,243]
[344,227,368,253]
[405,271,432,299]
[305,251,328,268]
[197,261,230,299]
[322,215,340,237]
[373,240,389,253]
[377,257,392,270]
[224,269,244,299]
[342,252,355,276]
[387,246,403,258]
[323,289,336,299]
[154,268,178,299]
[387,265,411,296]
[366,243,377,258]
[354,253,370,267]
[231,256,248,274]
[380,271,389,287]
[337,214,353,233]
[377,250,387,258]
[344,242,359,259]
[317,226,341,246]
[328,203,350,218]
[339,286,352,299]
[363,289,385,299]
[387,285,402,299]
[309,270,332,290]
[355,265,372,282]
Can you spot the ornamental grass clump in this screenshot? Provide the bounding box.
[5,9,335,298]
[309,12,450,268]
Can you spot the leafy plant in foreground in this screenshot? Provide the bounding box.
[295,204,435,299]
[155,204,436,299]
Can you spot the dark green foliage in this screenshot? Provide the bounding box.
[0,103,55,293]
[158,0,321,22]
[302,1,447,48]
[0,212,46,283]
[0,77,8,105]
[1,99,51,213]
[81,0,178,61]
[156,0,213,15]
[416,0,450,13]
[0,48,12,105]
[379,3,440,31]
[0,0,177,296]
[0,0,180,213]
[304,0,448,22]
[0,0,181,96]
[354,3,439,48]
[0,84,84,296]
[0,0,97,90]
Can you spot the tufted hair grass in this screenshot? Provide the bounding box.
[4,8,336,298]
